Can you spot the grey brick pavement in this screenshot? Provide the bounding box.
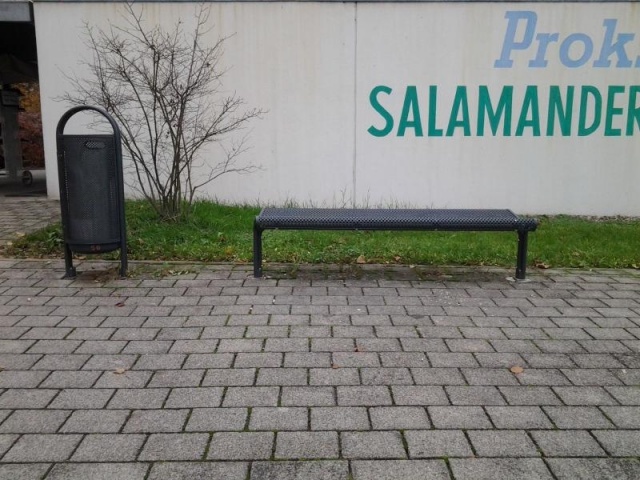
[0,260,639,477]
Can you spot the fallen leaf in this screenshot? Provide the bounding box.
[510,366,524,374]
[356,255,366,264]
[15,232,25,237]
[114,368,126,374]
[115,302,126,307]
[535,262,551,269]
[354,346,362,352]
[331,363,340,369]
[394,256,401,262]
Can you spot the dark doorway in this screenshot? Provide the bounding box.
[0,2,44,196]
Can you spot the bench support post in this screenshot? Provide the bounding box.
[516,230,528,280]
[253,221,263,278]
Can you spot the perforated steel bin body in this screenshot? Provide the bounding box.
[56,106,127,278]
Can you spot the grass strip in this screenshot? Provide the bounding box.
[4,201,640,270]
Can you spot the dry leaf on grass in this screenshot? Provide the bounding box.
[356,255,366,264]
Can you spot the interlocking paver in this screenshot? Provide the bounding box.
[208,432,274,460]
[351,460,450,480]
[546,458,640,480]
[71,434,146,462]
[250,461,348,480]
[405,430,472,457]
[531,431,606,456]
[468,430,539,457]
[3,434,82,462]
[0,410,69,433]
[138,433,208,460]
[148,462,247,480]
[186,408,248,431]
[341,431,407,459]
[450,458,554,479]
[275,431,339,459]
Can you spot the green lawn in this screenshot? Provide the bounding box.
[4,201,640,269]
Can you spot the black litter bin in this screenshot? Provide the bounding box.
[56,106,127,278]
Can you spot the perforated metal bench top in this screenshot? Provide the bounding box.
[255,208,537,231]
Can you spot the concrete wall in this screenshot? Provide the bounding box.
[35,2,640,215]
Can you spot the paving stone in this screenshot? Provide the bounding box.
[256,368,307,386]
[124,409,188,433]
[0,464,52,480]
[515,369,571,386]
[562,368,622,386]
[486,406,554,429]
[71,434,146,462]
[0,388,58,409]
[39,370,101,388]
[202,368,256,386]
[0,370,49,388]
[284,352,331,368]
[223,387,279,407]
[164,387,224,408]
[361,367,413,385]
[332,352,380,367]
[310,368,360,386]
[351,460,450,480]
[250,407,308,430]
[468,430,539,457]
[148,462,248,480]
[275,431,339,459]
[428,406,492,429]
[148,369,204,387]
[235,353,282,368]
[107,388,169,409]
[391,386,449,405]
[498,386,563,405]
[446,386,506,405]
[0,409,69,433]
[531,430,606,456]
[138,433,209,460]
[428,352,479,368]
[553,386,618,405]
[0,353,41,369]
[3,434,82,462]
[311,406,369,430]
[522,354,575,368]
[600,406,640,428]
[593,430,640,456]
[48,388,114,409]
[369,406,430,429]
[337,386,392,406]
[606,386,640,405]
[46,463,150,480]
[186,408,248,431]
[411,367,466,385]
[405,430,472,457]
[543,406,614,428]
[60,409,130,433]
[450,458,554,480]
[341,431,407,459]
[82,354,137,370]
[183,353,234,369]
[282,386,335,406]
[250,461,348,480]
[94,370,152,389]
[133,354,186,370]
[546,458,640,480]
[169,339,219,353]
[208,432,274,460]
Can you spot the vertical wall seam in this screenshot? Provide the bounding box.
[352,2,358,207]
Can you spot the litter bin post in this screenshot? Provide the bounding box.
[56,106,127,279]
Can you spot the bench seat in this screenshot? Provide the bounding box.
[253,208,538,279]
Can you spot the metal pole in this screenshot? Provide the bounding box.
[516,230,528,280]
[253,221,263,278]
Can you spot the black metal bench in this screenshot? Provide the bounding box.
[253,208,538,279]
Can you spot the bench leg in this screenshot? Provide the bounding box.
[253,221,263,278]
[516,231,528,280]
